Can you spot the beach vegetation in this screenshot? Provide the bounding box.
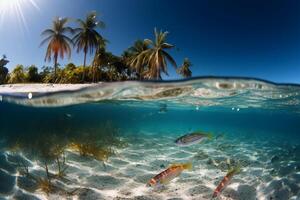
[0,12,192,85]
[0,55,9,84]
[8,64,27,83]
[143,28,177,79]
[177,58,192,78]
[73,11,105,80]
[128,29,177,80]
[124,39,150,80]
[26,65,41,82]
[40,17,73,78]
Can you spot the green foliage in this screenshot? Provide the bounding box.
[177,58,192,78]
[40,17,73,77]
[127,29,177,80]
[8,65,27,83]
[73,11,105,81]
[0,55,9,84]
[27,65,41,82]
[3,12,191,83]
[7,65,46,84]
[0,66,8,84]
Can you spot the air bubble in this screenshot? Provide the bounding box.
[28,93,33,99]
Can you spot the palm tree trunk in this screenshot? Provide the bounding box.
[82,48,87,82]
[156,68,160,80]
[92,65,95,82]
[83,51,87,68]
[54,53,58,81]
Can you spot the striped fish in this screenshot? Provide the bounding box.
[147,162,192,187]
[212,166,241,198]
[175,131,213,146]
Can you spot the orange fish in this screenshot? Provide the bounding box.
[212,166,241,198]
[147,162,192,188]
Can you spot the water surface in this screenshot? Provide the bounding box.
[0,77,300,200]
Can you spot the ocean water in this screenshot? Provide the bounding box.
[0,77,300,200]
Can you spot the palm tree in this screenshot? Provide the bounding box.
[73,11,105,80]
[40,17,73,77]
[142,28,177,80]
[177,58,192,78]
[126,40,150,79]
[91,38,108,82]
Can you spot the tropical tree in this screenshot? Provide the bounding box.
[125,40,149,79]
[135,29,177,80]
[59,64,86,83]
[91,38,108,82]
[73,11,105,79]
[0,55,9,84]
[26,65,40,82]
[39,66,53,83]
[177,58,192,78]
[105,53,129,81]
[8,65,26,83]
[0,67,8,84]
[40,17,73,78]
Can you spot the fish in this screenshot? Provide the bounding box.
[65,113,72,118]
[212,166,241,198]
[147,162,192,188]
[175,131,213,146]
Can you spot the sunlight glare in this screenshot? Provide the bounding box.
[0,0,40,32]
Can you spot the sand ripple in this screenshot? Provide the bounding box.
[1,135,300,200]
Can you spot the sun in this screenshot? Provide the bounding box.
[0,0,39,32]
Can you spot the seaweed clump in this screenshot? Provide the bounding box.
[68,122,127,161]
[3,121,126,196]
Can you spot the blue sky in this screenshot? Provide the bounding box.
[0,0,300,83]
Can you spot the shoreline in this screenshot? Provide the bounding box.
[0,83,96,94]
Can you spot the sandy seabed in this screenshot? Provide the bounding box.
[1,134,300,200]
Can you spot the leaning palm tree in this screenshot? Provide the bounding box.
[177,58,192,78]
[40,17,73,77]
[142,28,177,80]
[73,11,105,80]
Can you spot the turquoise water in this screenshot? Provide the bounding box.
[0,77,300,200]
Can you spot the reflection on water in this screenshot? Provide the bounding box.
[0,77,300,200]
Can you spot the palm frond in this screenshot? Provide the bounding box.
[41,29,55,36]
[161,43,174,49]
[40,35,53,47]
[162,51,177,68]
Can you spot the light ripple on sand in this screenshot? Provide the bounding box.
[1,135,300,199]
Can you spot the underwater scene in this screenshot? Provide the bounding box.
[0,77,300,200]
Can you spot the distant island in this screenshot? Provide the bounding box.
[0,12,192,85]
